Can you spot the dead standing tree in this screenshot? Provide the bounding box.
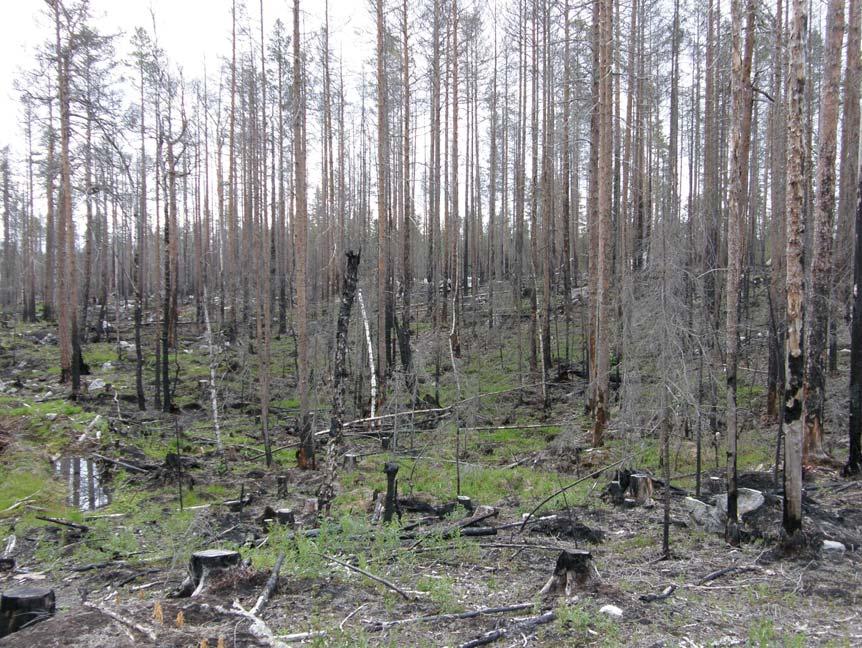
[319,250,361,511]
[294,0,314,469]
[782,0,808,542]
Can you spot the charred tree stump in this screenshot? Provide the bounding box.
[625,474,655,507]
[457,495,474,513]
[303,497,319,515]
[383,463,401,523]
[601,480,625,505]
[342,453,359,472]
[187,549,241,596]
[370,491,386,523]
[0,535,15,572]
[275,509,295,526]
[0,587,56,637]
[539,550,595,597]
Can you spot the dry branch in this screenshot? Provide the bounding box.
[82,601,157,642]
[366,602,534,631]
[458,610,556,648]
[319,552,412,600]
[250,551,285,616]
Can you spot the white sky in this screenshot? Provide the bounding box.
[0,0,375,160]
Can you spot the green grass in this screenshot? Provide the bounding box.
[555,601,621,645]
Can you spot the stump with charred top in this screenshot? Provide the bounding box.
[188,549,241,594]
[539,550,595,597]
[0,587,55,637]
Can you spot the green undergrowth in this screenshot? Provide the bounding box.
[555,600,621,646]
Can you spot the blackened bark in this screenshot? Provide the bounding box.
[331,250,360,446]
[846,176,862,474]
[319,250,361,510]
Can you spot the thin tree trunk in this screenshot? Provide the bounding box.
[294,0,314,469]
[782,0,808,540]
[803,0,844,461]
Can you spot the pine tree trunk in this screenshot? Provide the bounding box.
[803,0,844,461]
[782,0,808,540]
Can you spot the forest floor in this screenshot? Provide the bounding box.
[1,290,862,647]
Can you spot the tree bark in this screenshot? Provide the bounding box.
[803,0,844,461]
[783,0,808,540]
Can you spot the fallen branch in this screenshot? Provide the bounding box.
[212,601,286,647]
[458,610,556,648]
[319,552,412,600]
[35,515,89,532]
[519,452,644,531]
[279,630,328,642]
[1,491,40,513]
[408,507,499,548]
[92,453,151,474]
[82,601,157,642]
[251,551,286,616]
[367,602,534,631]
[695,565,760,586]
[639,584,677,602]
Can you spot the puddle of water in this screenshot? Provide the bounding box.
[53,457,111,511]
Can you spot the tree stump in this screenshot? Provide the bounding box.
[456,495,474,514]
[277,475,289,499]
[383,463,400,523]
[276,509,295,526]
[342,453,359,472]
[0,587,56,637]
[188,549,241,594]
[303,497,319,515]
[706,476,725,495]
[625,474,655,507]
[539,550,595,597]
[370,491,386,523]
[601,480,625,505]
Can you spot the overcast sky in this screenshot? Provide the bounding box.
[0,0,375,159]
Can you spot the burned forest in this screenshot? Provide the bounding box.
[2,0,862,645]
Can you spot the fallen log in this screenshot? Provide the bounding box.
[695,565,760,586]
[35,516,89,532]
[366,602,534,631]
[250,552,286,616]
[458,610,556,648]
[92,453,151,474]
[407,507,499,548]
[639,584,677,603]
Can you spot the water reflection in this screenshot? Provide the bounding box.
[54,457,111,510]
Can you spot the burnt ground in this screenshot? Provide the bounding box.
[2,302,862,647]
